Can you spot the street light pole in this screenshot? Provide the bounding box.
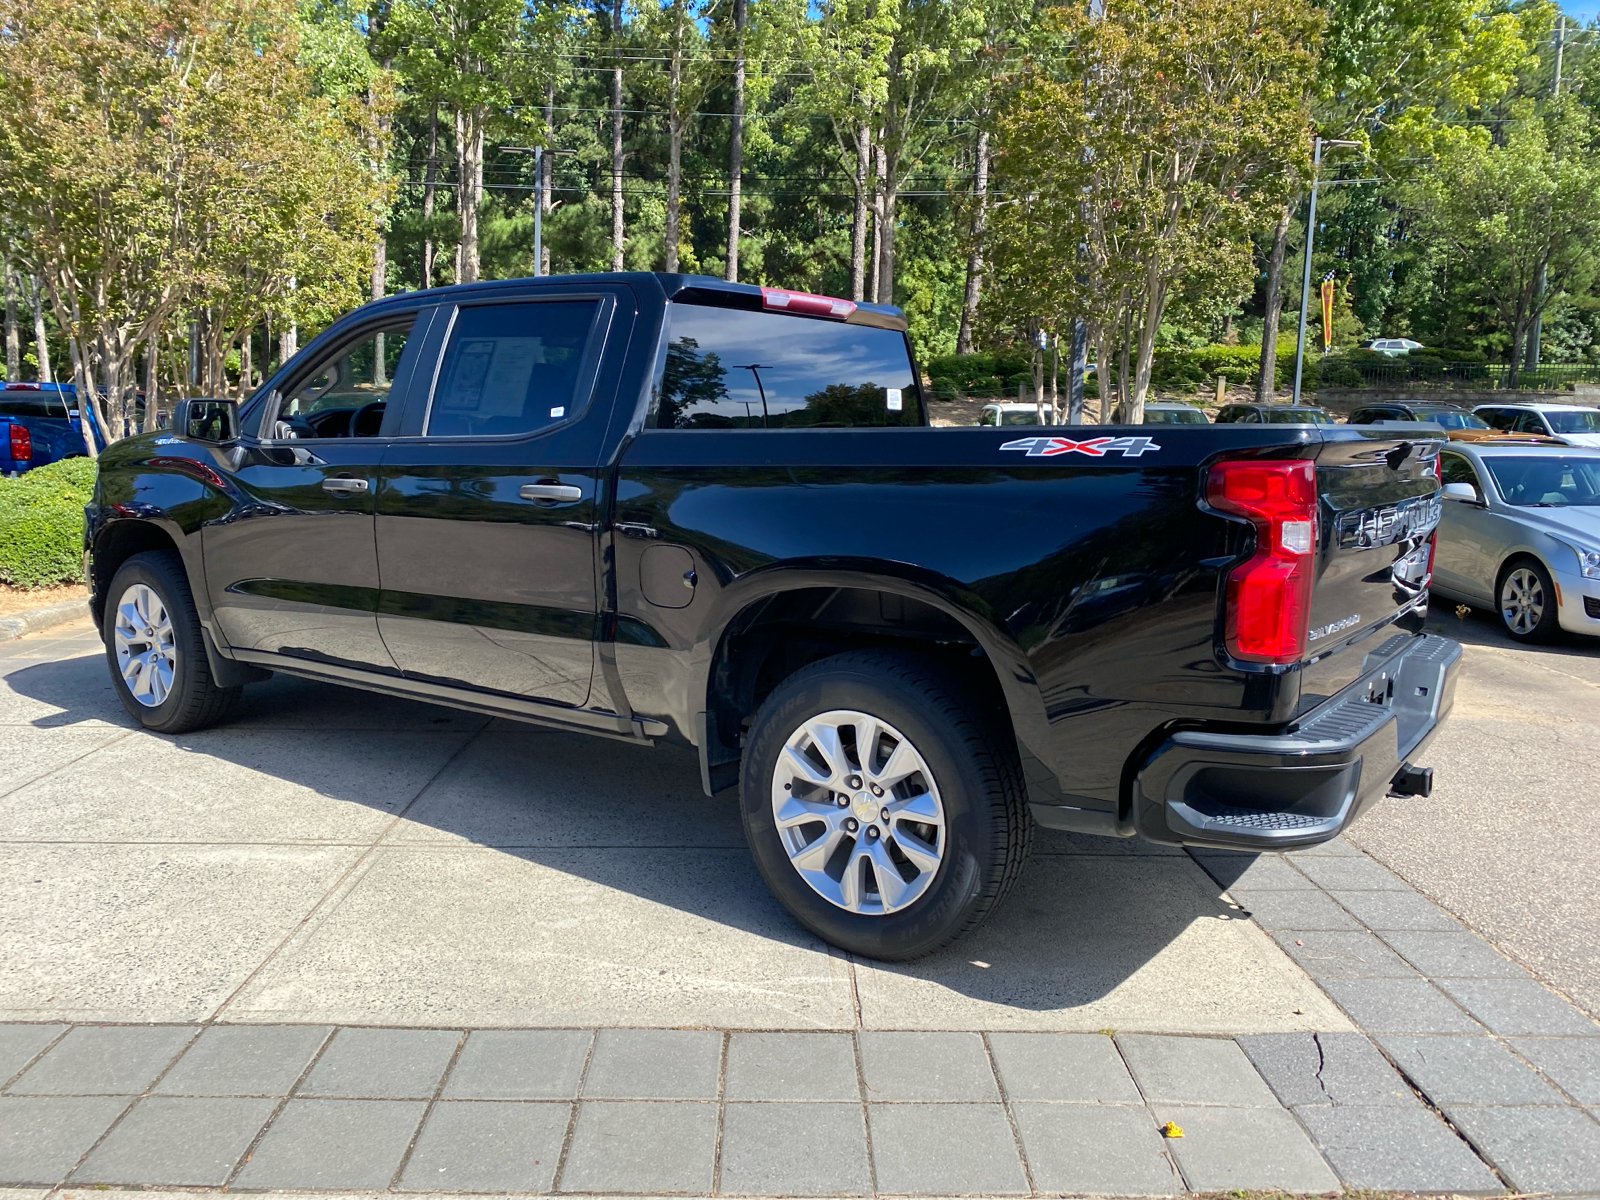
[1292,137,1361,405]
[734,364,770,427]
[504,146,574,276]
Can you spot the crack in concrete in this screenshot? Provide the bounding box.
[1311,1030,1330,1100]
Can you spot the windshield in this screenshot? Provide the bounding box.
[1419,410,1488,430]
[1146,408,1207,424]
[1482,455,1600,506]
[1263,408,1335,425]
[1543,409,1600,434]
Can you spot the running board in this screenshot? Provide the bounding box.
[229,649,669,743]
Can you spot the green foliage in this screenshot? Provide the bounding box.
[925,351,1030,399]
[0,457,94,589]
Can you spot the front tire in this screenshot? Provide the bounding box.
[1498,558,1560,643]
[740,651,1031,961]
[105,550,241,733]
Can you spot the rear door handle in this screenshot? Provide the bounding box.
[321,476,370,493]
[520,483,583,503]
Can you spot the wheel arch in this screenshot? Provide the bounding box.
[90,520,187,632]
[695,562,1051,797]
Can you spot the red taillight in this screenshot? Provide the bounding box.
[1207,459,1318,664]
[9,423,32,462]
[760,286,856,320]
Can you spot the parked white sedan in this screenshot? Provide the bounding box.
[1433,443,1600,641]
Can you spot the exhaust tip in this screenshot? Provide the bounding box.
[1389,763,1434,798]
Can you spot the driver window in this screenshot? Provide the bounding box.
[275,317,414,439]
[1439,453,1480,489]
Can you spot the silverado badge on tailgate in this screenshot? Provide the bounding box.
[999,436,1161,458]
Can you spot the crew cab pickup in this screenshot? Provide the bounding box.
[84,273,1460,959]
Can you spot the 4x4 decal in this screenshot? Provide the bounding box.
[999,435,1161,458]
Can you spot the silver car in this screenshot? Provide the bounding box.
[1433,443,1600,641]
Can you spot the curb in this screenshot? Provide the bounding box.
[0,597,90,641]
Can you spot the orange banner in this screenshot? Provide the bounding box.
[1320,275,1335,353]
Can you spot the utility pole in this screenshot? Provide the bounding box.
[1525,15,1565,374]
[1292,137,1361,405]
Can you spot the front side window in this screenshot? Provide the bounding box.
[1482,455,1600,506]
[427,301,598,438]
[276,318,414,438]
[655,304,921,429]
[1544,409,1600,435]
[1439,452,1481,489]
[1513,411,1550,434]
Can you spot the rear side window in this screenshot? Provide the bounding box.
[1478,408,1515,431]
[655,304,921,429]
[0,396,69,418]
[427,300,598,438]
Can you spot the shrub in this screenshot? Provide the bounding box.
[925,351,1031,399]
[0,457,95,588]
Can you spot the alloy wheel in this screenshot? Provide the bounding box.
[1500,567,1545,636]
[113,582,177,707]
[770,709,945,915]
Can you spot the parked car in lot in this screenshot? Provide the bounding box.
[1362,338,1424,356]
[85,272,1460,959]
[1141,402,1209,425]
[1348,400,1562,444]
[1433,443,1600,641]
[0,382,110,472]
[976,401,1052,426]
[1214,402,1337,424]
[1473,403,1600,447]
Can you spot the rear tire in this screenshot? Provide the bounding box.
[104,550,241,733]
[740,651,1031,961]
[1497,557,1561,643]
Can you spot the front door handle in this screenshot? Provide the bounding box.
[520,483,583,503]
[321,476,370,494]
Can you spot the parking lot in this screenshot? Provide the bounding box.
[2,613,1599,1194]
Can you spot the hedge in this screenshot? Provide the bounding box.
[0,457,95,589]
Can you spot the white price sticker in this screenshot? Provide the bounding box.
[885,388,903,412]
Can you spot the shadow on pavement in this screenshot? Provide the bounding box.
[5,644,1255,1016]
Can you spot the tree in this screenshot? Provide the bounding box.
[1405,102,1600,382]
[388,0,529,283]
[636,0,716,272]
[987,0,1320,421]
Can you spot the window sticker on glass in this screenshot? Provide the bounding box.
[550,406,565,418]
[427,301,596,438]
[886,387,902,411]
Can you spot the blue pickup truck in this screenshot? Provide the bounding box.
[0,382,115,473]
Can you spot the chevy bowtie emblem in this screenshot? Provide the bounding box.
[999,435,1161,458]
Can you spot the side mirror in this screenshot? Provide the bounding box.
[1442,481,1479,503]
[172,397,238,443]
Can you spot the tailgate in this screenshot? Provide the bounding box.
[1300,428,1443,697]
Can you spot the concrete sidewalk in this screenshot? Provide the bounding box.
[1,622,1598,1194]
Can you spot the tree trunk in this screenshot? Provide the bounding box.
[372,233,387,385]
[610,0,626,273]
[238,323,251,398]
[1031,328,1044,424]
[27,276,51,382]
[1256,204,1291,404]
[142,331,160,432]
[540,83,554,276]
[725,0,746,282]
[664,1,685,274]
[422,102,439,288]
[849,124,870,301]
[877,142,898,305]
[1092,325,1113,425]
[2,250,18,382]
[869,140,884,303]
[456,107,483,284]
[956,127,989,356]
[1117,303,1132,420]
[1128,268,1169,423]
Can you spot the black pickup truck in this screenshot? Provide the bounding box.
[85,272,1460,959]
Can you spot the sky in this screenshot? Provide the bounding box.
[1561,1,1599,25]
